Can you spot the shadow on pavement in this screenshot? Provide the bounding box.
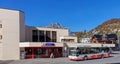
[0,60,14,64]
[107,63,120,64]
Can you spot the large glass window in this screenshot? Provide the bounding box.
[32,30,38,35]
[0,35,2,40]
[42,49,48,56]
[25,48,32,56]
[32,30,57,42]
[46,31,51,42]
[52,31,57,42]
[32,30,38,42]
[39,30,45,42]
[0,24,2,28]
[35,48,48,56]
[58,48,62,55]
[34,48,42,58]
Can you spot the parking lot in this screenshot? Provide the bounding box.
[0,51,120,64]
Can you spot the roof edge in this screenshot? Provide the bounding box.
[0,8,24,13]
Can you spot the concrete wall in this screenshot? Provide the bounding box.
[56,29,69,42]
[0,43,2,60]
[0,17,2,60]
[25,26,32,42]
[0,8,22,60]
[19,12,25,42]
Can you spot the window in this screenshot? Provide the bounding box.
[32,30,38,42]
[34,48,42,58]
[41,49,48,56]
[39,30,45,42]
[52,31,57,42]
[46,31,51,42]
[90,48,100,54]
[25,48,32,56]
[0,35,2,40]
[0,24,2,28]
[58,48,62,55]
[101,47,110,52]
[32,30,38,35]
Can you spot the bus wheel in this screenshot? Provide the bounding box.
[84,56,88,60]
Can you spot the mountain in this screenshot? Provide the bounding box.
[47,23,65,29]
[89,18,120,36]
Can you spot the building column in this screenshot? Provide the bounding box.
[38,30,39,42]
[31,48,34,59]
[50,31,52,42]
[44,31,46,42]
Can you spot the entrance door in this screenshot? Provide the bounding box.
[34,48,42,58]
[49,48,55,58]
[49,47,63,58]
[58,48,63,57]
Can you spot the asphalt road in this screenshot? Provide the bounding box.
[0,51,120,64]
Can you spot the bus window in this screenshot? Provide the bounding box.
[82,48,90,54]
[90,48,100,54]
[69,50,77,56]
[101,47,110,52]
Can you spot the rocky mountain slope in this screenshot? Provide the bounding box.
[89,18,120,36]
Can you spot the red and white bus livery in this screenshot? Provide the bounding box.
[68,46,111,61]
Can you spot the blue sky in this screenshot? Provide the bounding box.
[0,0,120,32]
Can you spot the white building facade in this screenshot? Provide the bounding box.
[0,8,25,60]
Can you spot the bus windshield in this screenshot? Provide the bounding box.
[69,49,81,56]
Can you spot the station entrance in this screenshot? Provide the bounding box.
[20,47,63,59]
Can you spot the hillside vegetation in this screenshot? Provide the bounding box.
[89,18,120,36]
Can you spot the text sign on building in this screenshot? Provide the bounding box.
[42,43,55,46]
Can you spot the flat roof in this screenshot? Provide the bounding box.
[0,8,24,13]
